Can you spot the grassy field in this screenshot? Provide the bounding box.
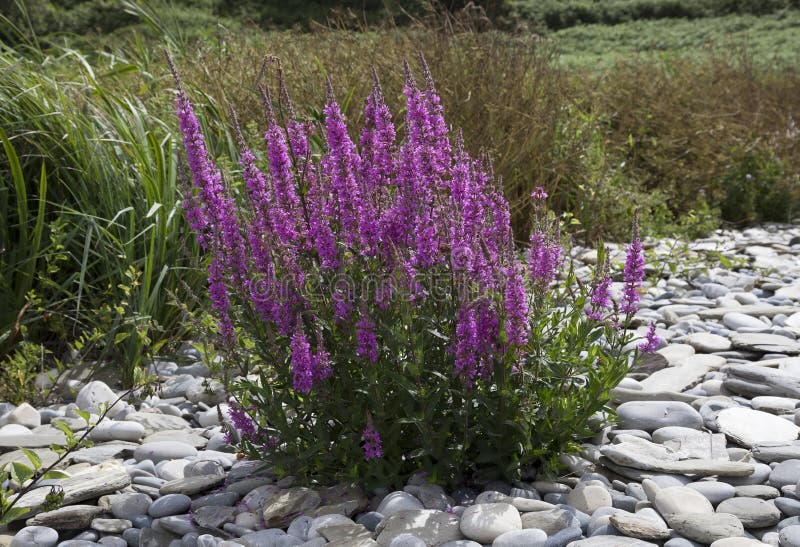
[1,0,799,393]
[553,10,800,67]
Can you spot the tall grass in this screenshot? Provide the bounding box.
[0,41,204,388]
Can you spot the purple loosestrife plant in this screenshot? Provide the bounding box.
[171,53,649,487]
[638,322,661,353]
[621,211,645,314]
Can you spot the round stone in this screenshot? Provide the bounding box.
[76,381,121,417]
[10,526,58,547]
[775,496,800,517]
[686,481,736,506]
[654,486,714,520]
[617,401,703,432]
[91,518,132,533]
[375,491,424,517]
[770,459,800,488]
[685,333,732,353]
[110,493,152,520]
[716,497,781,528]
[668,512,745,544]
[566,483,613,514]
[88,420,145,442]
[779,524,800,547]
[491,528,547,547]
[148,494,192,518]
[5,403,41,428]
[459,503,521,543]
[133,441,197,463]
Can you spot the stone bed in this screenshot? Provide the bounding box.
[2,224,800,547]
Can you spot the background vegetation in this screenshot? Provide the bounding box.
[1,0,799,395]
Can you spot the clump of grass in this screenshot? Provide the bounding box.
[0,42,205,385]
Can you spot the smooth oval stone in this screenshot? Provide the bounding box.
[687,481,736,506]
[76,381,121,417]
[375,491,424,518]
[567,483,612,514]
[775,496,800,517]
[780,524,800,547]
[669,512,745,544]
[110,493,152,520]
[735,485,780,500]
[10,525,58,547]
[770,460,800,488]
[491,528,547,547]
[617,402,703,432]
[716,497,781,528]
[133,442,197,463]
[459,503,521,543]
[654,486,714,520]
[148,494,192,518]
[88,421,145,442]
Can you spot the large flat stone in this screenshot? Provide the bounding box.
[600,437,753,477]
[13,461,131,520]
[731,333,800,354]
[697,306,798,320]
[716,407,800,448]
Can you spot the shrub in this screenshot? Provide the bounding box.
[172,53,656,486]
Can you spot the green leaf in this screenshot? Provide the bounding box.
[0,506,29,526]
[42,470,70,480]
[74,409,91,425]
[19,447,42,470]
[11,462,34,484]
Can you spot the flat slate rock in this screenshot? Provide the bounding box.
[25,504,105,530]
[639,362,714,393]
[731,333,800,354]
[0,433,66,450]
[601,437,753,477]
[698,305,798,319]
[716,407,800,448]
[13,461,131,520]
[725,365,800,399]
[159,474,226,496]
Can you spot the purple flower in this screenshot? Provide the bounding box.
[322,78,363,248]
[362,423,383,461]
[454,306,479,386]
[356,313,379,363]
[503,263,529,346]
[290,323,314,394]
[620,213,644,314]
[528,229,562,292]
[314,332,333,381]
[638,322,661,353]
[228,402,258,442]
[586,256,613,321]
[531,186,548,200]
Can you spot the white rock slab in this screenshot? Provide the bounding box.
[13,461,131,520]
[717,407,800,448]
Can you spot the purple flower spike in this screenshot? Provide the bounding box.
[620,212,644,314]
[290,322,314,394]
[638,322,661,353]
[356,313,379,363]
[504,263,529,347]
[362,421,383,461]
